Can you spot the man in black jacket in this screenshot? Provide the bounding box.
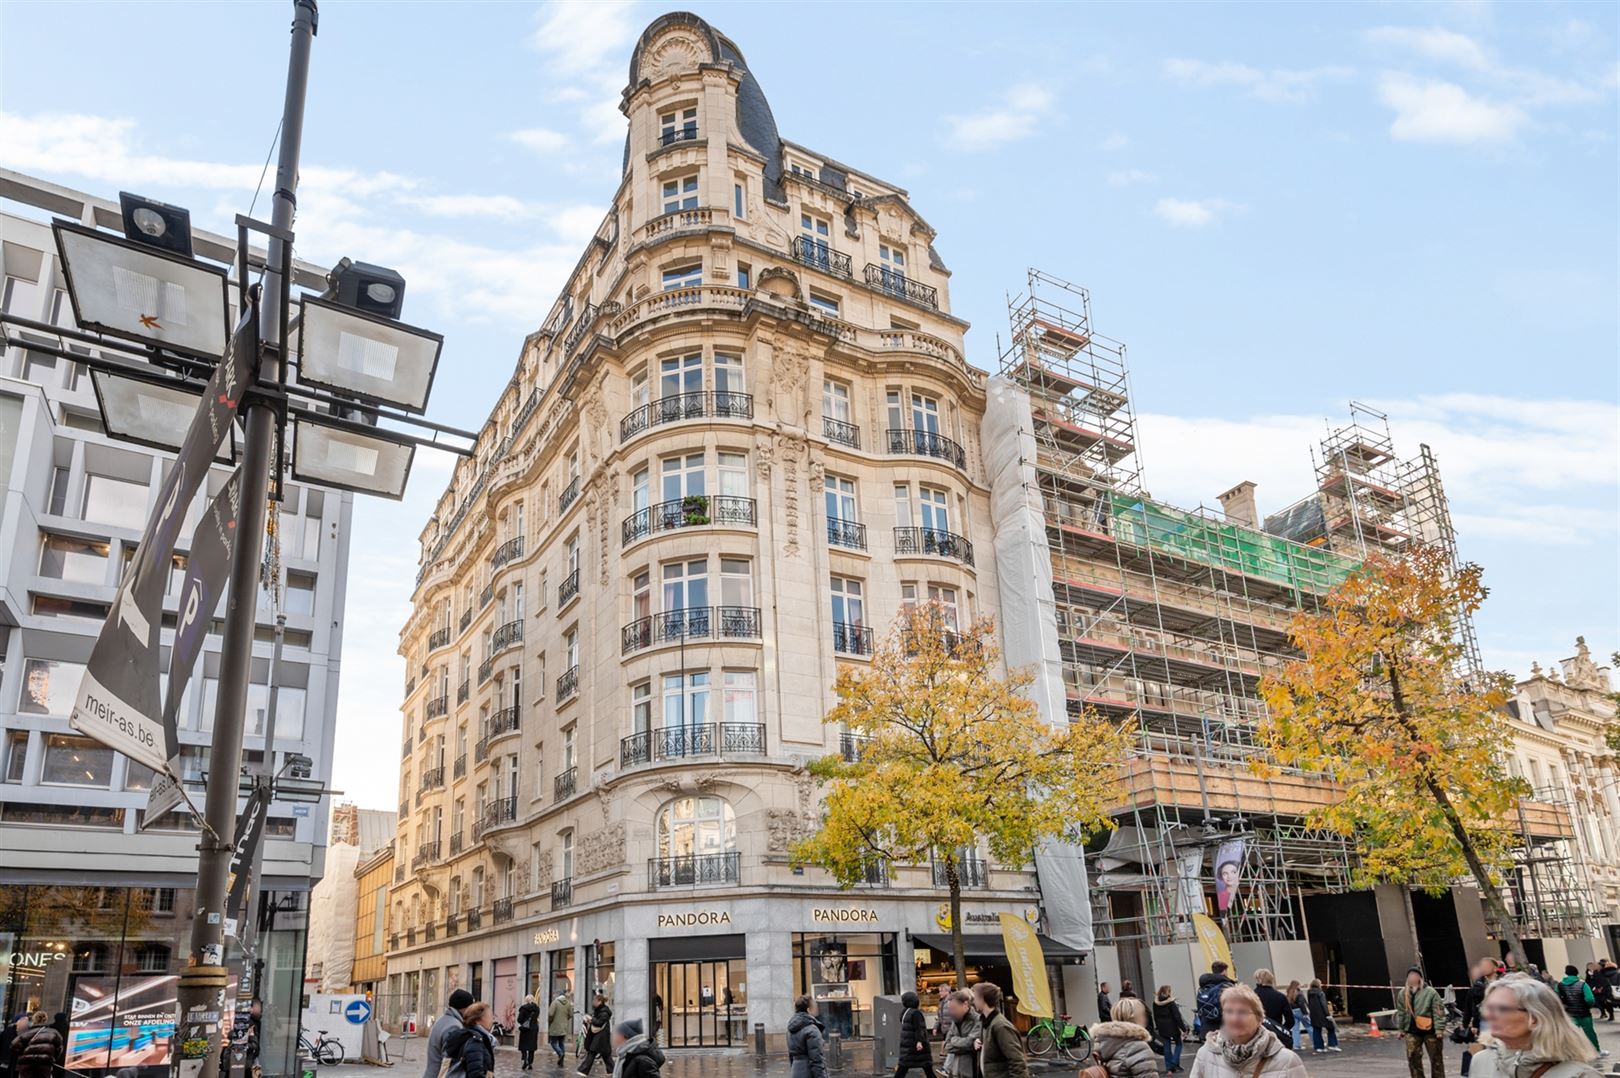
[1252,970,1294,1038]
[1194,962,1237,1039]
[576,992,613,1076]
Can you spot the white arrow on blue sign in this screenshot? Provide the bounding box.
[345,1000,372,1025]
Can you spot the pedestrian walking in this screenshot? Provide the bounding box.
[1396,966,1447,1078]
[1467,975,1602,1078]
[940,990,981,1078]
[935,985,957,1043]
[1305,979,1340,1053]
[516,995,541,1070]
[1283,981,1311,1051]
[1097,983,1114,1024]
[1584,963,1615,1023]
[608,1020,662,1078]
[0,1013,31,1078]
[11,1012,60,1078]
[1119,981,1138,1000]
[894,990,937,1078]
[425,990,478,1078]
[1154,985,1190,1074]
[1186,985,1306,1078]
[1194,962,1236,1040]
[1251,971,1294,1041]
[1089,998,1159,1078]
[1458,957,1495,1076]
[547,991,574,1066]
[788,996,828,1078]
[1556,965,1606,1057]
[446,1003,499,1078]
[971,983,1027,1078]
[576,992,612,1076]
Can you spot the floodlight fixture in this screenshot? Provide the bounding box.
[326,257,406,320]
[90,369,235,462]
[119,192,194,258]
[296,294,442,413]
[290,414,415,499]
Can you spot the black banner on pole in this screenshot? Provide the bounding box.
[69,304,258,774]
[225,785,269,942]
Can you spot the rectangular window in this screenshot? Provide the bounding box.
[879,242,908,291]
[717,451,748,497]
[19,657,87,715]
[286,571,317,616]
[41,734,114,788]
[632,468,650,513]
[38,534,110,584]
[808,292,840,317]
[734,181,745,219]
[660,107,698,144]
[928,584,960,628]
[831,576,865,627]
[81,473,148,530]
[661,452,706,501]
[633,571,652,620]
[662,558,708,611]
[631,370,650,412]
[893,483,912,529]
[661,174,699,213]
[1,275,40,316]
[823,380,852,423]
[911,393,941,434]
[3,731,28,783]
[632,681,652,734]
[722,670,756,724]
[736,263,751,290]
[662,672,709,730]
[22,350,57,386]
[825,475,857,522]
[661,263,702,291]
[660,353,703,398]
[919,486,950,532]
[719,557,752,608]
[713,353,745,395]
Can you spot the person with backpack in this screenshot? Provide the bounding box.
[1556,965,1605,1057]
[444,1003,498,1078]
[1396,967,1447,1078]
[894,990,936,1078]
[1305,980,1339,1053]
[1153,986,1190,1074]
[1195,962,1236,1040]
[576,991,612,1076]
[11,1012,59,1078]
[426,990,477,1078]
[788,995,828,1078]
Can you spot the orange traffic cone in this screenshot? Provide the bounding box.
[1368,1018,1382,1038]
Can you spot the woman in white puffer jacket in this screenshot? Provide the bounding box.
[1187,984,1306,1078]
[1466,975,1603,1078]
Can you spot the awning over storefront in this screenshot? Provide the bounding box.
[910,933,1085,964]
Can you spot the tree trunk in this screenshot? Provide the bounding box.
[947,856,966,987]
[1426,776,1531,969]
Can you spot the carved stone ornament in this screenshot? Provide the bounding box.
[769,347,812,428]
[646,32,705,81]
[577,822,627,877]
[757,266,801,301]
[579,373,611,469]
[765,808,816,854]
[1563,636,1607,693]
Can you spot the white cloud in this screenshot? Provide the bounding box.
[942,82,1057,151]
[526,0,638,146]
[1107,169,1158,187]
[1163,58,1353,103]
[1152,197,1235,228]
[506,127,568,153]
[1377,73,1526,143]
[1099,132,1130,151]
[1366,26,1491,70]
[1367,25,1602,115]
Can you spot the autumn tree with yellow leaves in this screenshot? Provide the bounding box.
[1258,544,1531,966]
[793,602,1128,981]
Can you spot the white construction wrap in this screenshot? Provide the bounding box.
[983,375,1095,952]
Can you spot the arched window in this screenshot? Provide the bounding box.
[655,796,736,860]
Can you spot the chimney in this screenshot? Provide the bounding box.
[1218,481,1258,529]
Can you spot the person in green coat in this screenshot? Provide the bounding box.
[1555,965,1604,1056]
[547,991,574,1066]
[1396,967,1447,1078]
[970,983,1028,1078]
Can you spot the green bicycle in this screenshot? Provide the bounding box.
[1024,1014,1093,1063]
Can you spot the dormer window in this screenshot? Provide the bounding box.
[662,175,699,214]
[660,107,698,146]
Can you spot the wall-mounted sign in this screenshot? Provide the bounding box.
[3,950,68,967]
[811,907,880,925]
[532,927,562,947]
[655,910,732,930]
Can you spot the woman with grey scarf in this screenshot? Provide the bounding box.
[940,991,981,1077]
[1188,984,1306,1078]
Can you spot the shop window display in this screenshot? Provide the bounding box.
[791,933,898,1039]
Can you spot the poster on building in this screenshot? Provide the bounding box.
[69,308,257,774]
[1213,838,1246,912]
[67,973,180,1070]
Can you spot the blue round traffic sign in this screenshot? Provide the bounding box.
[345,1000,372,1025]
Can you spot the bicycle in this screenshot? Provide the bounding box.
[299,1029,346,1066]
[1024,1014,1093,1063]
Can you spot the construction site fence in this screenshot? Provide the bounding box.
[1109,494,1360,597]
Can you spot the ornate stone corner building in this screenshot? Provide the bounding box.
[383,13,1041,1048]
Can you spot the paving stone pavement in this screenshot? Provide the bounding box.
[323,1016,1620,1078]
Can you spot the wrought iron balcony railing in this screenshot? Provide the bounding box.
[826,518,866,551]
[474,735,492,764]
[428,627,450,651]
[931,856,988,889]
[475,795,518,838]
[822,414,860,449]
[477,657,493,685]
[619,390,754,441]
[839,731,870,762]
[491,535,524,570]
[419,766,444,793]
[445,913,459,937]
[452,752,467,779]
[562,303,599,357]
[649,851,741,889]
[863,263,939,310]
[791,236,852,278]
[425,695,449,720]
[492,619,523,654]
[457,679,470,704]
[556,665,579,703]
[486,706,520,740]
[551,877,572,909]
[832,621,875,656]
[411,841,441,869]
[886,427,967,469]
[466,907,482,930]
[554,766,577,803]
[619,722,766,768]
[459,608,472,633]
[621,495,757,545]
[621,605,761,654]
[558,568,580,606]
[450,832,465,855]
[480,582,494,609]
[558,475,581,514]
[894,525,975,566]
[492,896,514,923]
[660,126,700,146]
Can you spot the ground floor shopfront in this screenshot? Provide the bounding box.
[384,893,1084,1050]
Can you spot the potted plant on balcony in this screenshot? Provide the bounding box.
[681,493,710,526]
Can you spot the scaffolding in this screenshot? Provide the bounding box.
[999,269,1356,949]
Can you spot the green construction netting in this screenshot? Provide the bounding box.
[1109,493,1360,596]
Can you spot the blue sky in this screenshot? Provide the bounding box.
[4,1,1616,810]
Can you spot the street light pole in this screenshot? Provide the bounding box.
[176,5,316,1078]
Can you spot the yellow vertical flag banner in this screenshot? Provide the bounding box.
[999,913,1054,1018]
[1191,912,1234,974]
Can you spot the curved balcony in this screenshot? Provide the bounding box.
[556,665,579,703]
[621,605,762,654]
[886,427,967,470]
[650,851,741,889]
[791,236,852,279]
[619,390,754,442]
[558,568,580,607]
[864,263,939,311]
[417,768,444,802]
[486,706,520,742]
[554,766,577,803]
[558,475,581,514]
[428,627,451,651]
[491,535,524,571]
[822,415,860,449]
[450,832,465,856]
[477,657,494,685]
[621,494,757,547]
[620,722,766,769]
[492,896,514,924]
[894,526,976,567]
[425,696,449,721]
[832,621,875,656]
[826,518,867,551]
[472,795,518,840]
[411,841,442,871]
[491,619,523,655]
